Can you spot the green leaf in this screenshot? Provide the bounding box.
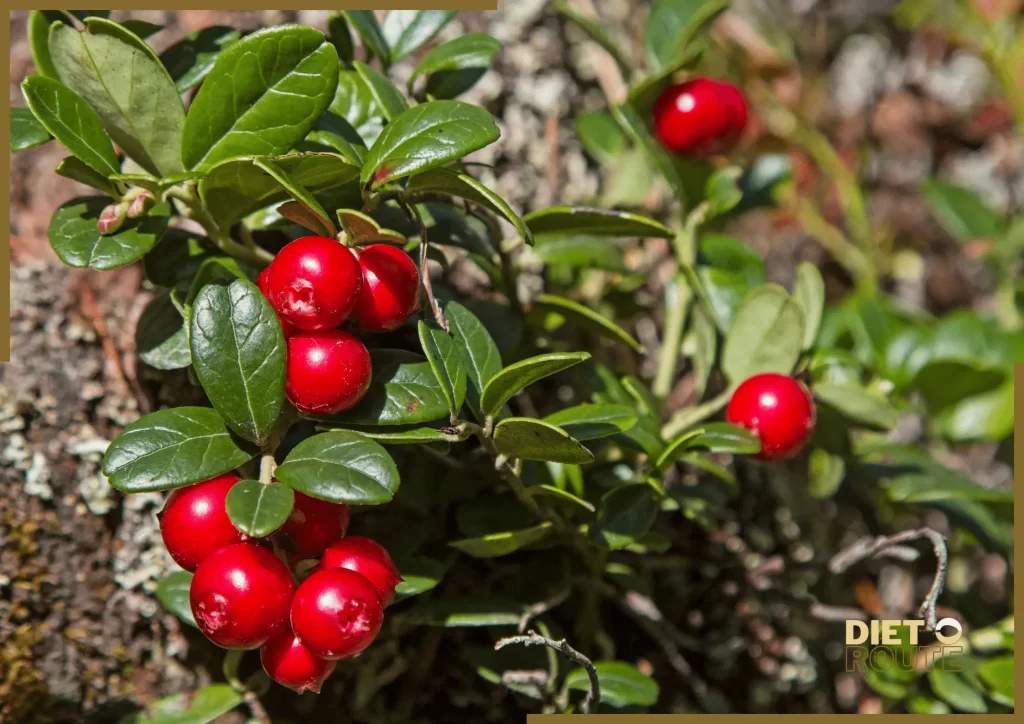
[923,178,1005,241]
[54,156,117,196]
[276,430,400,505]
[527,484,596,513]
[646,0,730,70]
[978,656,1014,705]
[480,352,591,419]
[184,257,250,310]
[49,17,185,176]
[329,350,450,426]
[685,303,716,397]
[327,12,355,65]
[808,448,845,498]
[409,32,500,86]
[793,262,825,351]
[181,26,339,171]
[331,70,385,146]
[704,166,744,218]
[253,157,336,237]
[813,382,899,430]
[403,596,526,627]
[627,44,703,113]
[611,101,689,206]
[28,11,63,79]
[136,293,191,370]
[418,320,468,418]
[123,685,243,724]
[532,236,627,272]
[342,10,390,66]
[887,473,1014,504]
[10,106,52,152]
[444,300,502,422]
[524,206,673,238]
[566,660,660,707]
[700,233,766,288]
[493,417,594,464]
[590,484,658,550]
[654,428,704,472]
[696,266,749,332]
[533,294,644,353]
[361,100,500,189]
[682,422,761,454]
[450,522,554,558]
[20,75,119,176]
[928,668,987,713]
[225,480,295,537]
[189,280,286,445]
[382,10,456,62]
[406,167,533,245]
[939,380,1014,442]
[552,0,633,77]
[102,407,255,492]
[911,360,1005,413]
[155,571,197,628]
[722,284,805,384]
[576,110,627,164]
[159,25,240,92]
[542,404,637,441]
[120,20,162,40]
[906,696,952,715]
[326,423,450,445]
[48,197,169,271]
[353,60,409,121]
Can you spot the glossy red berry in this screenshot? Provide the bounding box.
[318,536,402,607]
[291,568,384,660]
[257,267,298,337]
[190,543,295,649]
[726,373,816,461]
[266,236,362,331]
[354,244,420,333]
[278,492,351,559]
[653,78,748,156]
[285,329,372,415]
[260,626,337,694]
[158,472,245,572]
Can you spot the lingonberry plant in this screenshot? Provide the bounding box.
[10,2,1016,719]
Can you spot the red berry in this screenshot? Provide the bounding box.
[291,568,384,660]
[278,492,351,559]
[354,244,420,333]
[266,236,362,331]
[159,472,245,572]
[318,536,402,607]
[260,626,337,694]
[257,267,297,337]
[653,78,747,156]
[716,81,749,142]
[190,543,295,649]
[285,330,372,415]
[726,373,816,461]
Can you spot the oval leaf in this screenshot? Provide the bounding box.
[159,25,240,92]
[102,407,255,492]
[589,484,658,550]
[253,157,336,237]
[793,262,825,351]
[809,448,846,499]
[136,292,191,370]
[480,352,591,419]
[418,320,468,418]
[324,423,451,445]
[353,59,409,121]
[225,480,295,537]
[524,206,673,238]
[493,417,595,464]
[646,0,730,70]
[155,571,197,628]
[683,422,761,454]
[275,430,400,504]
[542,403,637,441]
[342,10,390,65]
[923,179,1005,242]
[722,284,805,384]
[450,522,553,558]
[814,382,899,430]
[10,105,52,152]
[49,197,169,271]
[328,349,450,426]
[55,156,118,196]
[28,10,63,79]
[409,32,501,84]
[534,294,644,353]
[444,300,502,422]
[566,660,659,708]
[382,10,457,62]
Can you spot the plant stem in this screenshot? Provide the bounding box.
[398,199,449,331]
[653,270,693,401]
[495,631,601,714]
[661,386,732,439]
[458,421,548,521]
[166,183,274,267]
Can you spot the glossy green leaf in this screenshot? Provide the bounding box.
[568,661,659,707]
[590,484,658,550]
[155,571,197,628]
[403,596,526,627]
[328,423,451,445]
[978,656,1014,705]
[646,0,730,70]
[182,26,339,171]
[808,448,845,498]
[331,69,385,146]
[353,60,409,121]
[680,422,760,454]
[275,430,400,505]
[911,360,1005,413]
[326,12,354,64]
[696,266,749,332]
[54,156,117,196]
[525,206,672,238]
[253,157,336,237]
[928,668,987,713]
[393,555,449,601]
[814,382,899,430]
[493,417,594,464]
[361,100,499,189]
[480,352,591,419]
[532,236,627,272]
[923,178,1005,242]
[534,294,644,353]
[28,11,63,79]
[418,320,468,418]
[10,106,52,152]
[409,32,500,85]
[225,480,295,537]
[21,75,119,176]
[450,522,554,558]
[542,404,637,441]
[342,10,390,65]
[527,484,596,513]
[939,381,1014,442]
[136,292,191,370]
[382,10,456,62]
[184,257,251,310]
[793,262,825,351]
[887,473,1014,504]
[444,300,502,422]
[576,110,626,164]
[653,428,705,472]
[189,280,286,445]
[722,285,805,383]
[553,0,633,77]
[102,407,254,492]
[159,25,240,92]
[328,350,449,425]
[49,17,185,175]
[307,110,367,165]
[48,197,169,271]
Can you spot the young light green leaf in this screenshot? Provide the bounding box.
[21,75,119,176]
[225,480,295,537]
[814,382,899,430]
[887,473,1014,504]
[159,25,240,92]
[353,60,409,121]
[576,110,627,164]
[928,668,987,713]
[524,206,673,238]
[923,178,1005,242]
[566,661,660,707]
[542,403,637,441]
[722,284,805,383]
[307,111,367,165]
[402,596,527,627]
[418,320,468,418]
[102,407,255,492]
[54,156,118,196]
[275,430,401,504]
[645,0,730,70]
[444,300,502,422]
[533,294,644,353]
[533,236,628,272]
[480,352,591,419]
[190,280,286,445]
[155,571,197,628]
[793,262,825,351]
[450,522,554,558]
[126,685,243,724]
[136,292,191,370]
[331,70,386,146]
[28,10,63,79]
[809,448,846,498]
[382,10,457,63]
[552,0,633,77]
[527,484,596,513]
[182,26,339,171]
[687,303,717,397]
[328,350,451,426]
[493,417,595,464]
[10,106,52,152]
[654,428,706,472]
[361,100,500,189]
[49,17,185,175]
[48,197,169,271]
[978,656,1014,705]
[589,484,658,550]
[253,157,336,237]
[704,166,743,217]
[611,101,689,206]
[342,10,391,66]
[409,32,501,85]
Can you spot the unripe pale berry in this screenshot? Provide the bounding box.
[319,536,402,607]
[158,472,245,572]
[354,244,420,333]
[278,491,351,559]
[726,373,816,461]
[291,568,384,660]
[285,330,372,415]
[266,236,362,331]
[260,626,337,694]
[257,267,298,337]
[190,543,295,649]
[653,78,748,156]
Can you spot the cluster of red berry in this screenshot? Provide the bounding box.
[726,373,816,461]
[255,236,421,415]
[653,77,749,156]
[159,474,402,693]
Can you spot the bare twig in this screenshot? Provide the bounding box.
[496,631,600,714]
[829,528,948,631]
[519,586,572,633]
[399,199,448,331]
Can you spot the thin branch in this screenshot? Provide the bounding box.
[495,631,600,714]
[399,199,448,331]
[829,528,948,631]
[519,586,572,633]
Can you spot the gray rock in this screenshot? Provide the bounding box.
[831,35,890,117]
